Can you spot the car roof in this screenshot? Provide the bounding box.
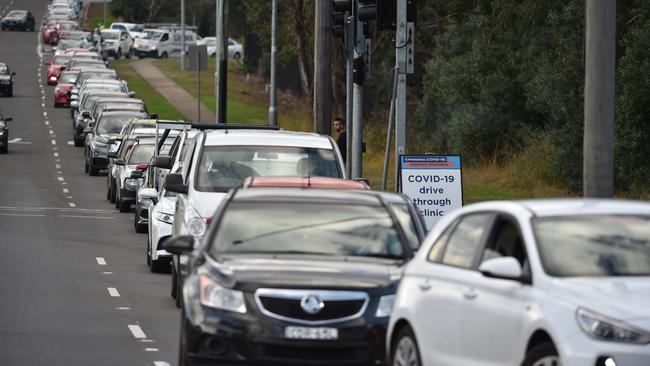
[232,187,384,206]
[466,198,650,218]
[203,129,334,149]
[101,29,121,33]
[99,111,147,118]
[96,98,141,104]
[242,176,370,190]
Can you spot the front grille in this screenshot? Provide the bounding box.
[253,343,368,363]
[255,289,368,325]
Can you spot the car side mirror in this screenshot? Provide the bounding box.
[479,257,523,282]
[150,113,159,120]
[161,235,194,255]
[82,111,90,118]
[5,117,12,122]
[107,152,118,159]
[130,170,144,179]
[127,91,136,97]
[164,173,188,194]
[113,159,126,166]
[83,127,92,134]
[151,156,172,169]
[60,66,66,71]
[139,188,158,200]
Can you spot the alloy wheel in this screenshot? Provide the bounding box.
[393,336,420,366]
[532,356,560,366]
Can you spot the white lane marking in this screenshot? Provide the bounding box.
[67,141,74,146]
[45,121,50,125]
[53,152,59,157]
[8,138,22,143]
[60,215,113,220]
[103,272,114,275]
[52,147,58,151]
[141,339,155,343]
[48,130,53,135]
[57,176,64,182]
[68,202,76,208]
[62,188,69,193]
[0,213,46,217]
[114,307,130,310]
[57,171,63,174]
[67,196,73,199]
[0,206,113,213]
[62,182,68,185]
[51,140,56,145]
[107,287,120,297]
[154,361,170,364]
[96,257,107,265]
[128,325,147,339]
[145,348,159,352]
[56,164,62,169]
[42,103,45,108]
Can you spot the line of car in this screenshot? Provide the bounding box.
[39,1,650,365]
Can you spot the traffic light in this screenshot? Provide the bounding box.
[357,0,417,31]
[332,0,352,39]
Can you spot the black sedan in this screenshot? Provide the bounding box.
[0,63,14,97]
[0,108,12,154]
[0,10,35,31]
[163,188,426,366]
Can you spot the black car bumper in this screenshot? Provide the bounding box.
[0,83,12,94]
[119,188,137,203]
[1,22,26,30]
[92,157,110,169]
[183,305,387,366]
[134,49,158,58]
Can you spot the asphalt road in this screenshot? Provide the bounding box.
[0,2,180,365]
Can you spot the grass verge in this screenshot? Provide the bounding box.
[111,60,187,121]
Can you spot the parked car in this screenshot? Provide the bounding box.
[133,27,197,59]
[163,187,425,366]
[84,110,147,175]
[200,37,243,59]
[71,91,130,145]
[1,10,35,31]
[388,199,650,366]
[110,22,144,39]
[0,108,12,154]
[46,55,71,85]
[0,63,15,97]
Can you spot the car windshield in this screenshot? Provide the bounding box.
[196,145,341,192]
[59,23,76,30]
[209,202,406,259]
[142,31,163,40]
[0,65,8,74]
[127,144,155,165]
[59,73,77,84]
[57,40,81,49]
[53,55,70,64]
[7,10,26,18]
[87,84,121,92]
[534,215,650,277]
[97,115,143,135]
[79,72,115,84]
[102,32,120,40]
[67,32,89,40]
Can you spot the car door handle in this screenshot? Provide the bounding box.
[418,282,432,291]
[463,289,478,300]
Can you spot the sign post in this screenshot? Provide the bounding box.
[399,155,463,229]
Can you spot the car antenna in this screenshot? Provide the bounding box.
[307,158,312,187]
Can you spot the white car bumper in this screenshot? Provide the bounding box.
[559,331,650,366]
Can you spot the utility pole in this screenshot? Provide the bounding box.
[351,18,366,179]
[394,0,413,191]
[345,12,354,177]
[215,0,228,124]
[181,0,186,70]
[584,0,615,197]
[313,0,332,135]
[268,0,278,126]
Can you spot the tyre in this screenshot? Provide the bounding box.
[175,275,183,308]
[118,198,130,213]
[151,257,169,273]
[391,325,422,366]
[135,212,147,233]
[74,136,84,147]
[84,157,89,173]
[54,102,61,108]
[89,160,99,176]
[126,47,133,59]
[109,184,116,203]
[171,264,178,299]
[146,236,152,266]
[161,51,168,59]
[233,52,241,60]
[0,141,7,154]
[117,48,122,59]
[178,312,191,366]
[522,343,560,366]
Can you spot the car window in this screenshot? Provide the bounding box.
[389,203,420,250]
[480,218,528,267]
[427,219,457,262]
[0,65,8,75]
[441,213,493,269]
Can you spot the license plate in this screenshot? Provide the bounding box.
[284,326,338,340]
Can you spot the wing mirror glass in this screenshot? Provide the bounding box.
[5,117,12,122]
[113,159,126,166]
[479,257,523,282]
[151,156,172,169]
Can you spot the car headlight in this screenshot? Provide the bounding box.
[155,212,174,225]
[0,121,5,129]
[199,275,246,313]
[185,208,207,238]
[124,177,142,191]
[91,140,108,150]
[375,295,395,318]
[576,308,650,344]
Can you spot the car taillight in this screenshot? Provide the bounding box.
[136,163,148,171]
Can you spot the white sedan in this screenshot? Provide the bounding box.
[199,37,243,59]
[388,199,650,366]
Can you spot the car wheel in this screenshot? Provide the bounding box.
[171,264,178,299]
[161,51,168,59]
[109,184,116,203]
[135,213,147,233]
[146,236,152,266]
[84,157,89,173]
[89,160,99,176]
[522,343,560,366]
[117,48,122,59]
[234,52,241,60]
[54,102,61,108]
[74,136,84,147]
[392,325,422,366]
[126,48,133,59]
[0,141,7,154]
[178,312,191,366]
[118,198,130,213]
[175,275,183,308]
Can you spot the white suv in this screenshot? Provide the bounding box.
[100,29,133,59]
[388,199,650,366]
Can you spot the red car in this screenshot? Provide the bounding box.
[42,22,57,44]
[45,54,71,85]
[54,70,79,108]
[241,176,371,190]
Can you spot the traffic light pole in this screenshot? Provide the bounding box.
[181,0,186,70]
[351,19,366,179]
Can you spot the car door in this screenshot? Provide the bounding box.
[411,212,494,366]
[457,214,532,365]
